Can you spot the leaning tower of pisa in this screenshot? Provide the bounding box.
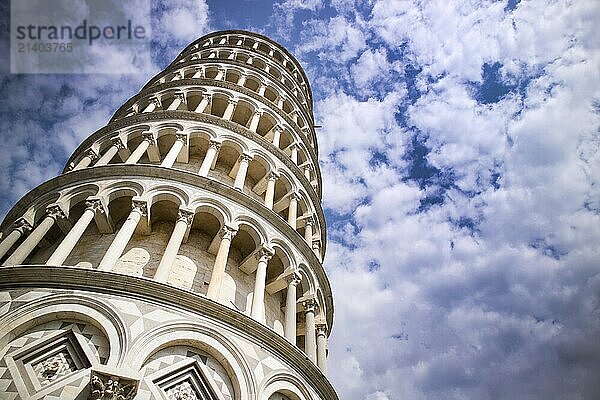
[0,30,337,400]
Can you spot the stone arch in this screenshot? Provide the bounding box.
[0,293,127,366]
[189,198,232,227]
[59,183,100,212]
[145,186,188,208]
[296,263,315,297]
[260,372,312,400]
[129,322,256,400]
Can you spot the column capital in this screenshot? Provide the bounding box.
[219,224,238,241]
[175,132,188,143]
[228,98,239,105]
[177,209,195,226]
[240,153,253,163]
[208,140,221,150]
[316,323,328,336]
[285,272,302,286]
[110,137,126,150]
[142,131,157,145]
[131,199,148,217]
[45,205,66,221]
[255,246,274,262]
[267,171,280,181]
[89,370,138,400]
[312,241,321,251]
[85,199,105,214]
[303,298,318,313]
[174,92,186,101]
[303,164,313,173]
[289,192,301,201]
[12,218,33,234]
[305,215,315,227]
[86,148,99,161]
[273,125,284,133]
[149,95,161,107]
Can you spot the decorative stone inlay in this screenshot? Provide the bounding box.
[89,370,138,400]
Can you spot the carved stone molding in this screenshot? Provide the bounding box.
[89,370,138,400]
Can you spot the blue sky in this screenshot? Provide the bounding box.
[1,1,600,399]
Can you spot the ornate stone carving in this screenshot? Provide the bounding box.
[303,298,318,314]
[219,225,238,241]
[208,139,221,151]
[142,131,157,145]
[46,205,66,220]
[86,148,100,161]
[85,199,105,214]
[255,246,275,262]
[316,323,328,337]
[177,209,195,226]
[131,200,148,217]
[12,217,33,234]
[89,371,138,400]
[285,272,302,287]
[111,137,125,150]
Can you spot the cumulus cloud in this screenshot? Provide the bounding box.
[0,0,211,218]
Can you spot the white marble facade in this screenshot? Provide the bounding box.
[0,30,336,400]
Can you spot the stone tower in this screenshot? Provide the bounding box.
[0,30,337,400]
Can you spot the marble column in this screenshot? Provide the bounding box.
[303,298,318,363]
[248,111,261,132]
[94,138,125,167]
[125,133,155,164]
[312,241,321,261]
[264,172,279,209]
[290,145,298,164]
[166,93,185,110]
[194,94,212,113]
[303,165,312,180]
[233,154,252,190]
[206,225,238,300]
[46,199,103,266]
[287,193,299,229]
[98,201,147,271]
[237,74,247,86]
[316,324,328,375]
[250,247,274,322]
[198,140,221,176]
[284,273,301,343]
[154,209,194,282]
[160,133,186,168]
[257,84,266,96]
[72,149,98,171]
[304,216,314,244]
[222,99,237,121]
[272,126,282,148]
[0,218,32,260]
[3,205,66,266]
[192,67,203,78]
[142,96,161,113]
